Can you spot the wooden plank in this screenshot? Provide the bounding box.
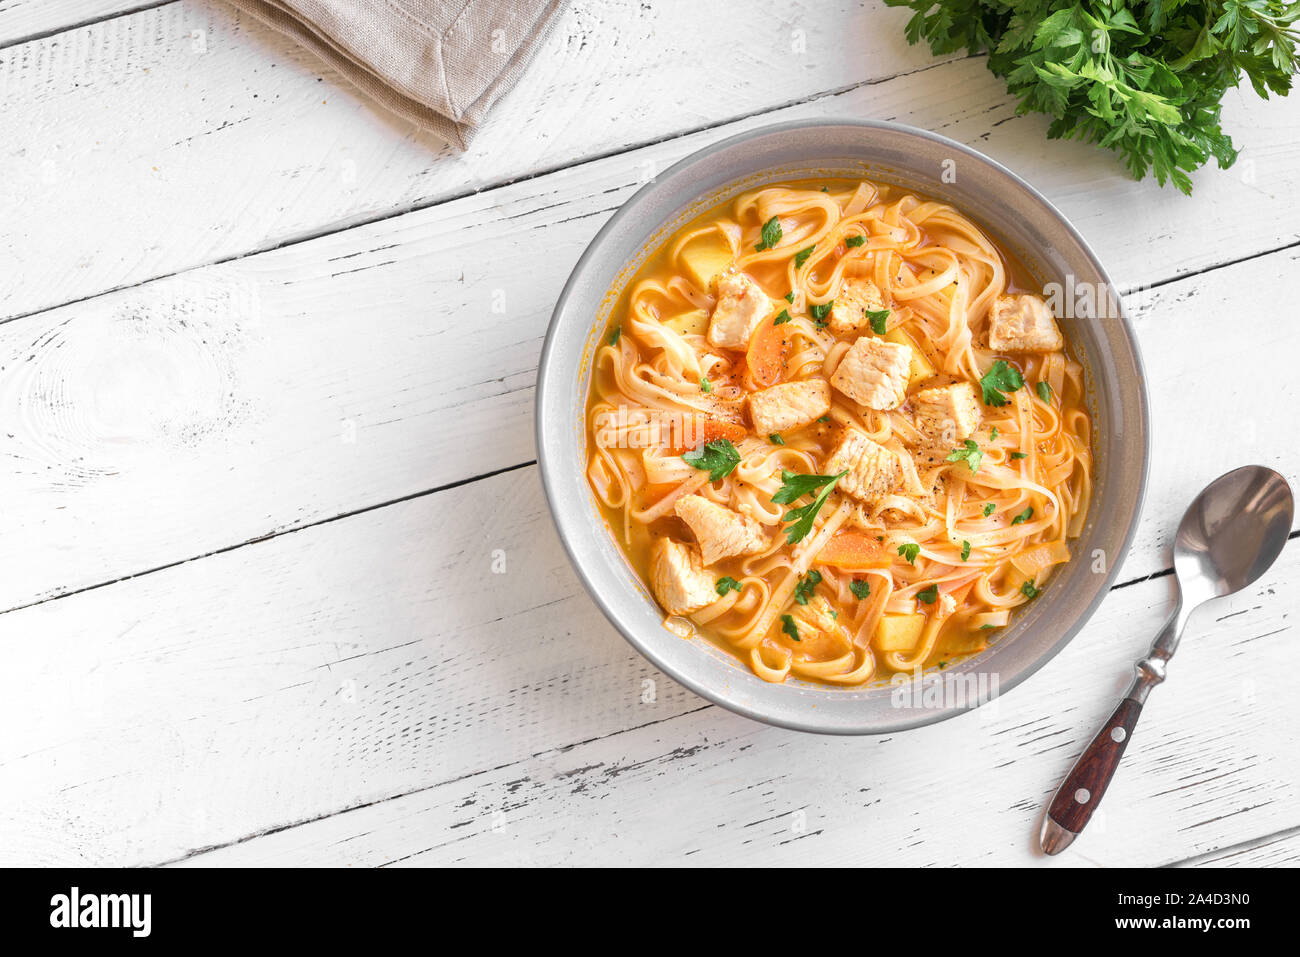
[0,0,156,48]
[1,458,1293,867]
[0,0,948,319]
[0,173,1295,613]
[1175,827,1300,868]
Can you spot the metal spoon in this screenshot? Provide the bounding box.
[1040,465,1294,855]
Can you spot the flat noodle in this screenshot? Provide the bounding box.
[584,177,1091,686]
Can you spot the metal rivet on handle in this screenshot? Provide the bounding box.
[1074,788,1091,805]
[1111,726,1127,743]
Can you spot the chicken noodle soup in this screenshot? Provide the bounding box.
[585,178,1091,686]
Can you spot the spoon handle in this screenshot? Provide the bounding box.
[1040,696,1143,853]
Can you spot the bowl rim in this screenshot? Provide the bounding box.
[535,117,1150,735]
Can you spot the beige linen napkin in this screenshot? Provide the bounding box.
[226,0,569,149]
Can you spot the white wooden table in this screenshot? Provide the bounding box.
[1,0,1298,868]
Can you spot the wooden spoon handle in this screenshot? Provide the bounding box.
[1040,696,1143,854]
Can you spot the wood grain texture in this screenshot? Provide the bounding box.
[0,0,157,47]
[1176,827,1300,867]
[0,461,1294,867]
[0,0,947,319]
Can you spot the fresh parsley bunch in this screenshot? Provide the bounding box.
[883,0,1300,192]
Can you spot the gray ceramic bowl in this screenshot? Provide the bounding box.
[536,120,1148,734]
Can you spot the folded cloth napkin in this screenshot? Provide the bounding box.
[226,0,569,149]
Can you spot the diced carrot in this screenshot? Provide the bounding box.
[816,531,892,569]
[665,417,747,455]
[746,318,791,388]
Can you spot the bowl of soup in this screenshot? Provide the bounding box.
[536,120,1148,734]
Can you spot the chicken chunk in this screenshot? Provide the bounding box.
[824,428,902,506]
[988,294,1064,352]
[830,336,911,410]
[707,272,772,350]
[911,381,982,454]
[785,596,848,658]
[827,278,888,337]
[648,538,717,616]
[674,495,768,566]
[748,378,831,436]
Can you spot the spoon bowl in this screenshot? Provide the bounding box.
[1175,466,1294,604]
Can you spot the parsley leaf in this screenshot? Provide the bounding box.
[917,584,939,604]
[945,439,983,473]
[898,542,920,564]
[845,235,866,248]
[1011,506,1034,526]
[769,433,784,445]
[756,216,782,251]
[982,503,996,517]
[774,309,792,325]
[809,301,833,324]
[699,377,712,393]
[682,439,741,481]
[1037,381,1052,403]
[849,578,871,599]
[716,576,743,596]
[794,570,823,605]
[866,307,890,334]
[784,291,794,303]
[1020,580,1041,600]
[794,245,816,268]
[960,540,972,561]
[781,613,801,642]
[608,325,621,346]
[773,469,847,544]
[979,359,1025,406]
[1010,451,1028,460]
[990,426,999,441]
[883,0,1300,194]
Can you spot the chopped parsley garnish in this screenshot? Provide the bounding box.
[769,433,785,445]
[1037,381,1052,403]
[982,503,996,517]
[716,576,743,596]
[866,308,890,334]
[809,300,833,324]
[1011,506,1034,526]
[979,359,1025,406]
[990,426,999,441]
[682,439,741,481]
[845,235,866,248]
[699,377,712,393]
[781,613,801,642]
[608,325,621,346]
[917,584,939,604]
[817,415,831,423]
[755,215,782,251]
[960,540,972,561]
[773,309,792,325]
[945,439,983,473]
[1010,451,1028,460]
[897,542,920,564]
[849,578,871,599]
[937,660,948,669]
[772,469,847,544]
[794,245,816,268]
[784,291,794,303]
[980,623,997,630]
[1020,580,1041,600]
[793,570,823,605]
